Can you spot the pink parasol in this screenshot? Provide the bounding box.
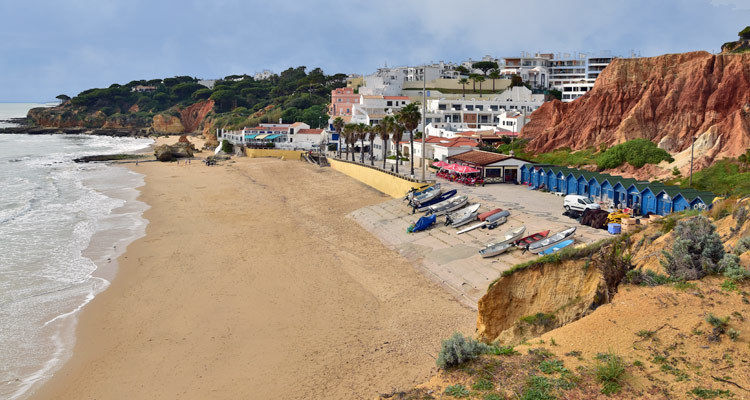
[443,163,459,171]
[432,160,449,168]
[453,165,480,174]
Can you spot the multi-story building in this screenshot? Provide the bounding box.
[501,53,552,88]
[423,86,545,129]
[350,95,411,126]
[217,122,311,147]
[253,70,274,80]
[497,110,527,134]
[548,51,615,102]
[360,62,462,96]
[328,87,360,118]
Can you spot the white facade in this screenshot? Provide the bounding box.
[497,111,527,133]
[350,95,412,126]
[548,52,615,102]
[253,70,274,80]
[360,62,463,96]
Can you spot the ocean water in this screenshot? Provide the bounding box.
[0,104,153,398]
[0,103,57,129]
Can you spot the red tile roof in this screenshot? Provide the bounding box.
[383,96,410,100]
[297,129,323,134]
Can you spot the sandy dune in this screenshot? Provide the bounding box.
[32,156,474,399]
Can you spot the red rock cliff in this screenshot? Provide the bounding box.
[521,52,750,166]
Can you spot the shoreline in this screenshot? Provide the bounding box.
[29,152,475,399]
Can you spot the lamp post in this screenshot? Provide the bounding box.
[421,65,427,181]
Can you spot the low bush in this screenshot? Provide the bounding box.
[719,253,750,282]
[444,384,470,398]
[734,236,750,255]
[490,345,519,356]
[596,139,673,170]
[624,269,673,286]
[688,387,733,398]
[661,216,725,280]
[436,333,490,369]
[221,139,234,154]
[595,353,626,395]
[519,313,556,328]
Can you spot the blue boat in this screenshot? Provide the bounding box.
[538,239,574,255]
[413,189,457,212]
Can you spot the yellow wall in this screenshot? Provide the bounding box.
[245,148,305,160]
[329,158,427,198]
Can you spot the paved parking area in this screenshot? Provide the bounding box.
[349,181,611,310]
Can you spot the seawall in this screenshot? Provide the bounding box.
[244,148,305,159]
[328,158,428,199]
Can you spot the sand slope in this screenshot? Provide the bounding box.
[32,157,474,399]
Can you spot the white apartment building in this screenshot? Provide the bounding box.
[423,86,545,129]
[253,70,274,80]
[360,62,462,96]
[350,95,411,126]
[218,122,311,147]
[497,110,527,134]
[548,51,615,102]
[501,53,553,89]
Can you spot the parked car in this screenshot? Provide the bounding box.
[564,195,601,214]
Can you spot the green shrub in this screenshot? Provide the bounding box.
[734,236,750,255]
[689,387,733,398]
[519,313,556,328]
[520,375,554,400]
[472,378,494,391]
[740,26,750,40]
[624,269,673,286]
[490,345,519,356]
[436,333,490,369]
[595,353,626,395]
[661,216,725,280]
[706,314,730,330]
[444,384,470,398]
[596,139,673,170]
[221,139,234,154]
[720,253,750,281]
[539,359,568,374]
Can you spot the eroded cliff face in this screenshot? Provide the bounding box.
[521,52,750,169]
[28,100,215,134]
[476,259,605,344]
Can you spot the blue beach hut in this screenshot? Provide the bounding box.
[576,174,589,196]
[600,179,614,203]
[671,193,691,212]
[565,173,578,195]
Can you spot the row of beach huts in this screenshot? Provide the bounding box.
[519,164,717,216]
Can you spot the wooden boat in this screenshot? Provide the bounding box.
[426,195,468,216]
[538,239,574,255]
[479,226,526,258]
[527,227,576,254]
[446,203,481,228]
[514,230,550,247]
[414,189,456,212]
[457,210,510,234]
[478,208,502,221]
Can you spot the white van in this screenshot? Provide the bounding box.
[564,195,601,213]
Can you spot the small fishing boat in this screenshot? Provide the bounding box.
[514,230,550,247]
[527,227,576,254]
[457,210,510,234]
[445,203,481,227]
[408,214,436,233]
[405,183,436,200]
[414,189,457,212]
[538,239,575,255]
[408,183,441,205]
[479,226,526,258]
[478,208,502,221]
[426,195,468,216]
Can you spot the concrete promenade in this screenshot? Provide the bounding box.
[349,181,611,310]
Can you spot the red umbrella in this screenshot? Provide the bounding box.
[453,165,480,174]
[432,160,448,168]
[444,163,459,171]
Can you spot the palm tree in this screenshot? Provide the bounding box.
[378,117,392,170]
[358,123,368,163]
[333,117,344,158]
[458,78,469,99]
[469,73,480,92]
[368,124,379,166]
[390,120,406,175]
[397,102,421,177]
[488,69,501,92]
[343,123,356,161]
[475,76,486,98]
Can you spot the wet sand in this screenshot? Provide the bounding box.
[31,155,474,399]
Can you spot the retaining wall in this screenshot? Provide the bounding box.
[328,158,430,198]
[245,148,305,159]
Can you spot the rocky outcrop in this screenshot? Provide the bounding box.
[153,141,195,161]
[179,100,214,132]
[151,114,184,133]
[521,52,750,171]
[476,259,605,344]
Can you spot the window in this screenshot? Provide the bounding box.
[466,105,474,111]
[438,104,447,110]
[490,105,498,111]
[475,105,483,111]
[387,101,393,106]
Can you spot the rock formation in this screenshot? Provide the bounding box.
[521,52,750,172]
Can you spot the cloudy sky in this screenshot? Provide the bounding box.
[1,0,748,101]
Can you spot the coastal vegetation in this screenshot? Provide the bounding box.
[40,66,348,131]
[670,157,750,197]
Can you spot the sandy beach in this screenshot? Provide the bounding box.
[31,152,474,399]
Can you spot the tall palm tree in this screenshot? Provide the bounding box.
[397,103,421,177]
[469,73,480,92]
[368,124,379,166]
[378,118,392,170]
[358,123,368,163]
[391,121,405,175]
[488,69,501,92]
[343,123,356,161]
[458,78,469,99]
[333,117,344,158]
[475,76,486,98]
